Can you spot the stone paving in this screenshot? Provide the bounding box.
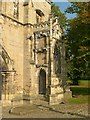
[2,102,90,119]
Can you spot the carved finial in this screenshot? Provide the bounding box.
[55,16,58,23]
[49,13,53,21]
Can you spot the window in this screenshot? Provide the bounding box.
[36,9,44,24]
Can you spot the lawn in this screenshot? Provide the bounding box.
[79,80,90,87]
[67,80,90,104]
[67,95,89,104]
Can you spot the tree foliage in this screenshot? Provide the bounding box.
[65,2,90,84]
[51,3,67,27]
[51,2,90,84]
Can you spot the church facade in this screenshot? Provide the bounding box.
[0,0,67,106]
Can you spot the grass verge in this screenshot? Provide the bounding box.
[67,95,89,104]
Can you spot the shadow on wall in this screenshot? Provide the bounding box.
[39,69,46,95]
[0,73,2,100]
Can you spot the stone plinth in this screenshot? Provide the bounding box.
[49,75,64,105]
[63,89,72,101]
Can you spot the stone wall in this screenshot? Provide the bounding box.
[0,1,67,106]
[2,16,24,95]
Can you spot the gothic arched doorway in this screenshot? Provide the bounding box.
[39,69,46,95]
[0,45,15,101]
[0,56,8,100]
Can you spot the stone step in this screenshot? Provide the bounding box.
[31,95,49,107]
[32,99,49,108]
[11,95,49,108]
[31,95,47,101]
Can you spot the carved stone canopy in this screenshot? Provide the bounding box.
[34,31,50,39]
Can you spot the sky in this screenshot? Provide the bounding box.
[53,1,77,19]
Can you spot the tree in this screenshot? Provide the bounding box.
[65,2,90,84]
[51,3,67,27]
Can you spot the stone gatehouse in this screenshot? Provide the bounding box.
[0,0,67,106]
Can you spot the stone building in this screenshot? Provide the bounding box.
[0,0,68,106]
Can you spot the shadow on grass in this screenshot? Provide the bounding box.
[70,87,90,95]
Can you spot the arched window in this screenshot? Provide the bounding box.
[39,69,46,95]
[36,9,44,23]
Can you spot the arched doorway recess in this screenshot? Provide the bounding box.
[39,69,46,95]
[0,44,15,101]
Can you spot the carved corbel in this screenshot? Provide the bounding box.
[26,34,33,40]
[42,32,47,37]
[47,31,50,37]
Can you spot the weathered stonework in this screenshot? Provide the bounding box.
[0,0,69,106]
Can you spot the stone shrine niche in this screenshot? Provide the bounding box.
[37,35,46,49]
[36,34,47,65]
[13,0,19,19]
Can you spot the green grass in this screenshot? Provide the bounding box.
[68,95,89,104]
[79,80,90,86]
[66,80,90,104]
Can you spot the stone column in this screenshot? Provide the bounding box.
[2,74,6,101]
[49,17,64,105]
[50,18,54,76]
[46,34,50,65]
[33,33,36,62]
[10,71,15,100]
[0,1,2,14]
[49,17,55,104]
[35,34,38,65]
[28,38,31,57]
[32,34,35,61]
[0,17,3,46]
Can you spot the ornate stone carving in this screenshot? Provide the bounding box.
[13,0,19,19]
